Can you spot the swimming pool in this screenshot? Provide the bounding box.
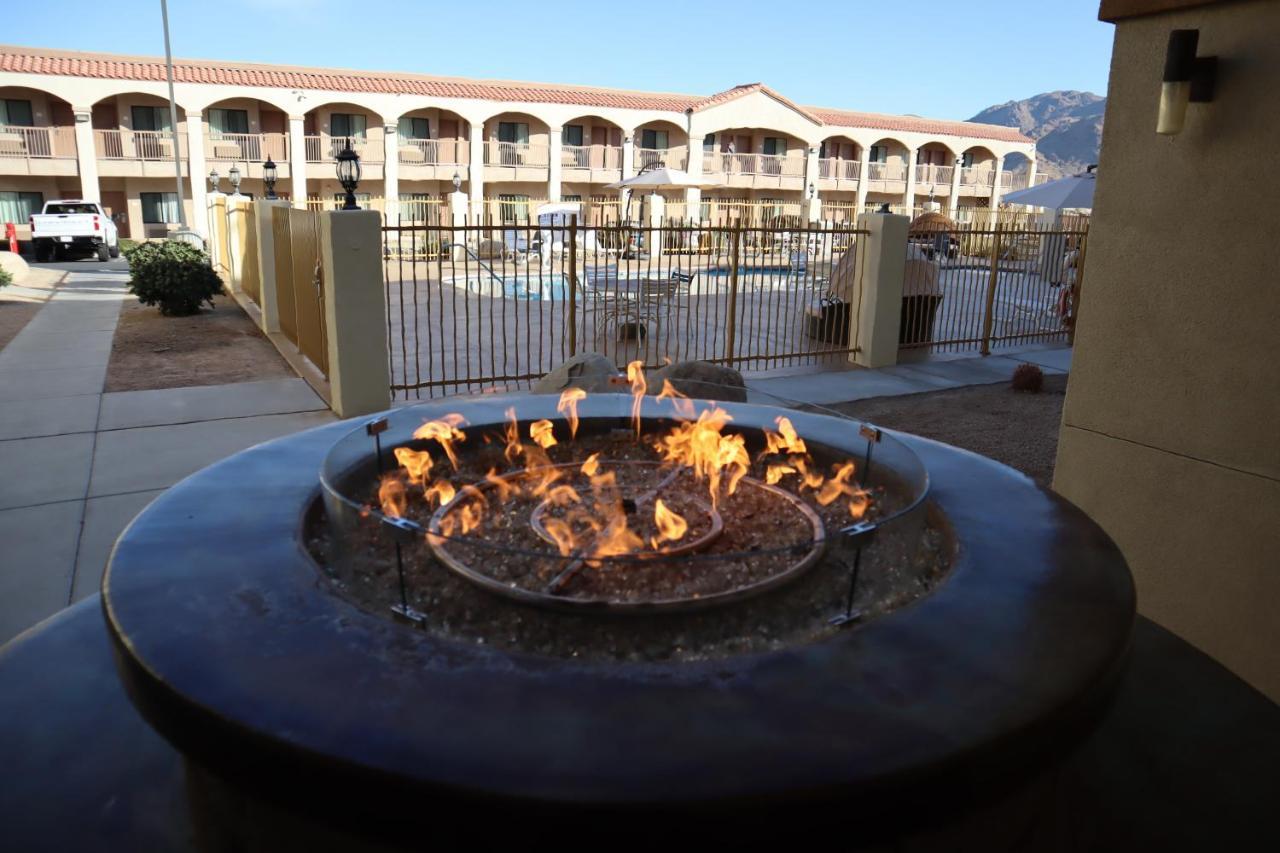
[445,273,570,301]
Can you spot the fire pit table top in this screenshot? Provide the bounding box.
[100,396,1135,821]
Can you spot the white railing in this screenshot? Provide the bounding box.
[0,125,77,159]
[398,138,469,166]
[914,164,954,184]
[960,166,996,187]
[94,129,177,161]
[818,158,860,181]
[205,132,287,162]
[702,152,805,177]
[304,135,383,164]
[561,144,622,170]
[635,146,686,170]
[866,162,908,182]
[484,141,549,167]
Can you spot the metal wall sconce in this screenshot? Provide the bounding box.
[208,169,220,193]
[336,139,362,210]
[263,157,278,199]
[807,182,816,199]
[227,165,242,195]
[1157,29,1216,135]
[452,171,462,193]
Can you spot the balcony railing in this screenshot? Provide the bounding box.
[702,152,806,177]
[865,162,908,182]
[818,158,859,181]
[205,132,287,162]
[484,141,549,167]
[960,166,997,187]
[562,144,622,170]
[0,125,77,159]
[914,164,954,184]
[304,135,383,164]
[398,138,469,166]
[635,146,686,170]
[95,129,177,160]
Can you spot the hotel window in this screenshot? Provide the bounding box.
[207,108,249,137]
[330,113,367,139]
[498,193,530,223]
[398,117,430,141]
[640,129,668,150]
[562,194,582,202]
[961,152,975,168]
[140,192,181,224]
[762,137,787,156]
[131,106,171,132]
[703,134,716,152]
[0,191,43,222]
[0,99,34,127]
[869,145,888,163]
[497,122,529,144]
[564,125,584,146]
[399,192,433,223]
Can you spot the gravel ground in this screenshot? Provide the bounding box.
[835,373,1069,488]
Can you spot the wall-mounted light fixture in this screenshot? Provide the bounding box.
[452,171,462,193]
[263,157,278,199]
[208,169,220,193]
[1158,29,1216,136]
[336,139,362,210]
[227,165,242,196]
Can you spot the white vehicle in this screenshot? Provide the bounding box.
[29,200,120,262]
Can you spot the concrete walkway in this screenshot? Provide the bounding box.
[0,270,333,644]
[746,344,1072,406]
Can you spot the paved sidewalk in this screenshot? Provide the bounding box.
[746,344,1072,406]
[0,270,333,644]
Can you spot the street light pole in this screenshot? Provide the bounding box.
[159,0,188,231]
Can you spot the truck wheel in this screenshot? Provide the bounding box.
[109,243,120,259]
[97,243,110,262]
[35,242,51,263]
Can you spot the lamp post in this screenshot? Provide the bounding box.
[208,169,221,194]
[228,164,242,197]
[336,139,362,210]
[263,157,279,200]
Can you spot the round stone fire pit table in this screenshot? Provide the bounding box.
[97,396,1135,846]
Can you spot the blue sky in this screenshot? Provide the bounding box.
[8,0,1114,120]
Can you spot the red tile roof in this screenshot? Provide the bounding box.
[0,45,1030,144]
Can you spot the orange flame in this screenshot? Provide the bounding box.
[425,479,456,507]
[530,419,557,449]
[393,446,434,486]
[627,360,646,438]
[412,414,467,470]
[378,476,407,518]
[762,416,808,458]
[556,387,587,439]
[545,485,581,507]
[581,452,600,477]
[650,498,688,549]
[655,406,749,507]
[502,407,523,464]
[765,463,796,485]
[542,517,576,556]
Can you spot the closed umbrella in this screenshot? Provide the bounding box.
[1002,165,1096,210]
[605,167,722,191]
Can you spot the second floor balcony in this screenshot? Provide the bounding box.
[703,152,806,189]
[561,144,622,181]
[205,132,287,163]
[817,157,859,190]
[0,125,77,176]
[634,146,687,171]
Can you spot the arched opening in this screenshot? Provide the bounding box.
[959,145,998,186]
[1003,151,1035,190]
[201,96,290,200]
[394,106,472,223]
[304,101,386,164]
[482,111,550,167]
[914,142,956,200]
[559,114,624,221]
[634,119,687,170]
[91,91,191,240]
[701,126,805,178]
[0,86,80,236]
[866,137,910,182]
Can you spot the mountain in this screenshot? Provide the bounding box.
[968,91,1105,179]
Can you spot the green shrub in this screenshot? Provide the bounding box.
[0,266,12,288]
[118,238,140,253]
[124,240,223,316]
[1011,362,1045,393]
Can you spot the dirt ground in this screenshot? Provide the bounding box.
[105,295,295,392]
[836,373,1069,488]
[0,268,62,350]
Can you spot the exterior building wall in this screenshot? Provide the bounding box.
[1054,0,1280,701]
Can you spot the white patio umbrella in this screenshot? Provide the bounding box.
[1002,166,1097,210]
[605,166,723,191]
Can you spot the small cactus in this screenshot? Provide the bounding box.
[1011,363,1044,393]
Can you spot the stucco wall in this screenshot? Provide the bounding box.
[1054,0,1280,700]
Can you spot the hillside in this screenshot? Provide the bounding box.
[968,91,1104,178]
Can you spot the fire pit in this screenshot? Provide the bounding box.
[100,369,1135,846]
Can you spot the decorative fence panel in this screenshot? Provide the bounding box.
[270,206,329,376]
[382,221,868,399]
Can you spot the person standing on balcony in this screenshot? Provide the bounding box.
[723,138,736,174]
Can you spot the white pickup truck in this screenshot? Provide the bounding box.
[29,200,120,262]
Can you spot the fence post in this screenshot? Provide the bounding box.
[254,199,290,334]
[225,195,249,294]
[724,222,741,363]
[318,210,392,418]
[568,214,578,357]
[207,192,228,279]
[980,225,1002,356]
[850,211,910,368]
[1068,226,1088,347]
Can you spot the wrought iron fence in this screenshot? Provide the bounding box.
[382,220,869,399]
[900,221,1088,354]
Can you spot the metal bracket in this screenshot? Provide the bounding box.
[859,424,882,444]
[365,417,389,437]
[837,519,878,541]
[381,516,424,543]
[390,603,427,625]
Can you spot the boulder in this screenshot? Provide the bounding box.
[648,360,747,402]
[0,250,29,285]
[531,352,624,395]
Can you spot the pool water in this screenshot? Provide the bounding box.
[447,274,570,301]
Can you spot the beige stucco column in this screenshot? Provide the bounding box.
[186,112,208,238]
[382,123,399,223]
[990,158,1005,210]
[854,145,871,214]
[948,157,963,218]
[804,145,821,222]
[319,209,392,418]
[72,108,100,203]
[1026,157,1038,191]
[619,134,635,208]
[903,147,917,216]
[288,115,307,209]
[684,135,704,220]
[468,131,485,218]
[547,125,563,203]
[849,212,909,368]
[253,200,289,334]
